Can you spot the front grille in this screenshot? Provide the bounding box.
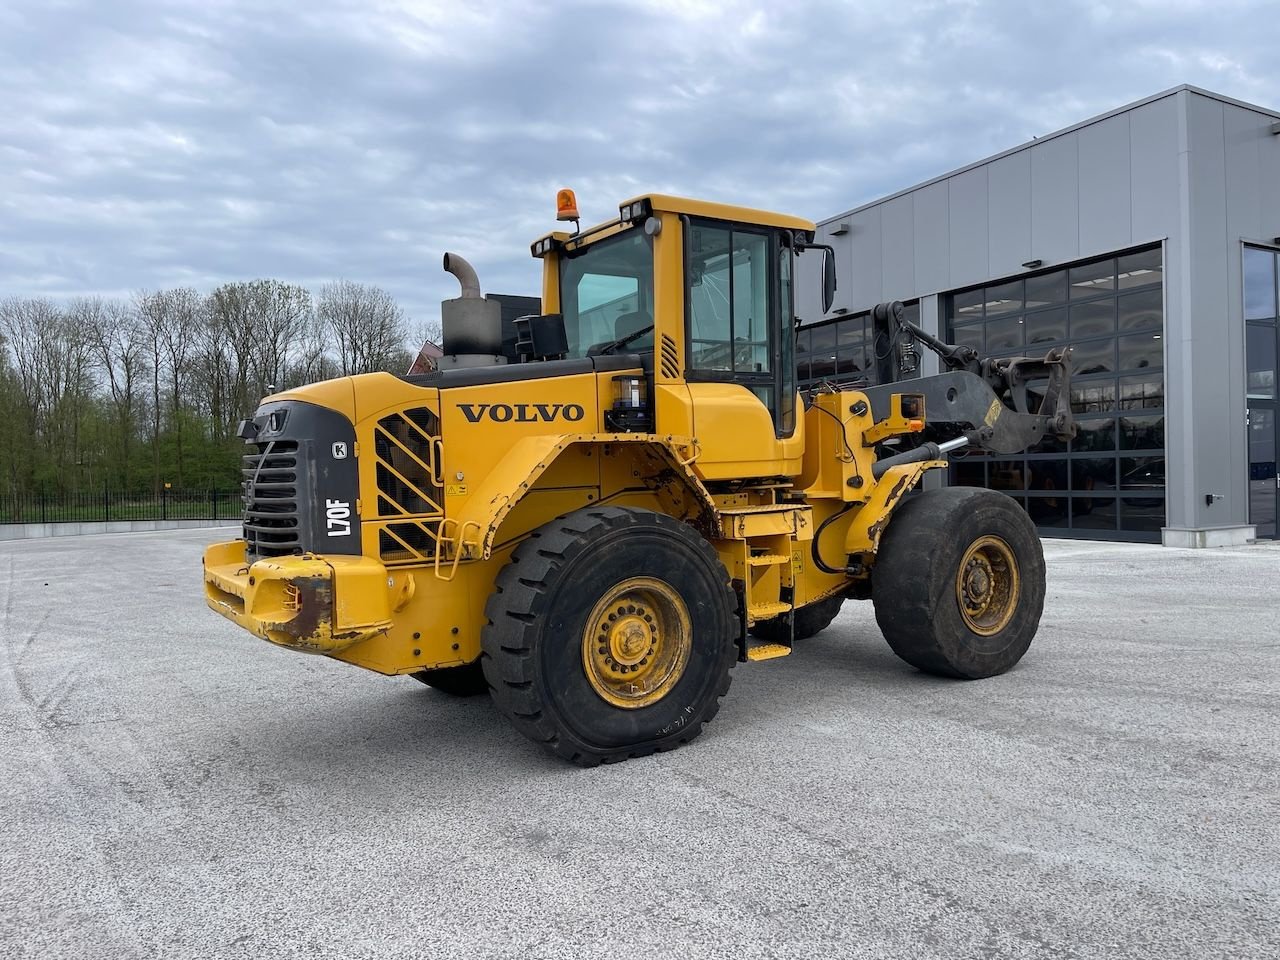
[242,439,300,556]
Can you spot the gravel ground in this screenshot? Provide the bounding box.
[1,527,1277,960]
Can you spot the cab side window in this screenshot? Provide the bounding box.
[687,224,771,375]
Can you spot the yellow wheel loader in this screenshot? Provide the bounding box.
[203,192,1074,766]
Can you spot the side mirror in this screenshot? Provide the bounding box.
[821,247,837,314]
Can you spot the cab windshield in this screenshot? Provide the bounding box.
[558,227,654,357]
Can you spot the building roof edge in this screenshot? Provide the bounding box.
[818,85,1280,226]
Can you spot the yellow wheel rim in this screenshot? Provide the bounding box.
[581,577,692,710]
[955,535,1020,636]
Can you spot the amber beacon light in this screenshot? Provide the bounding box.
[556,188,580,222]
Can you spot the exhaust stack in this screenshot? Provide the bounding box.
[439,252,505,368]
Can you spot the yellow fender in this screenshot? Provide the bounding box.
[450,433,715,559]
[844,460,947,555]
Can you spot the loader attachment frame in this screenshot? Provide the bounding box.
[862,300,1076,456]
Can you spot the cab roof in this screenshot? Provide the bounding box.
[632,194,816,232]
[531,193,816,256]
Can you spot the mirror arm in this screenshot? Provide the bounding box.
[793,240,834,255]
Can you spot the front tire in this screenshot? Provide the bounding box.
[481,507,738,766]
[872,487,1045,679]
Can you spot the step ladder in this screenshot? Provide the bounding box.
[744,597,793,661]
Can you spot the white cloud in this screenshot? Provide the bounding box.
[0,0,1276,324]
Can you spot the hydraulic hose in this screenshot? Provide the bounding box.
[811,502,856,575]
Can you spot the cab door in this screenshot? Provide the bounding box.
[681,219,802,480]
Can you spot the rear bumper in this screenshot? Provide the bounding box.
[203,540,397,654]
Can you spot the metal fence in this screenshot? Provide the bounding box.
[0,487,243,525]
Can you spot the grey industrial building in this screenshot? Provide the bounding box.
[795,85,1280,546]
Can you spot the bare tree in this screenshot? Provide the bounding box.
[284,311,340,389]
[134,289,170,492]
[412,316,444,350]
[0,297,95,490]
[81,297,145,487]
[247,279,311,395]
[48,305,95,487]
[317,280,408,376]
[0,278,416,498]
[0,297,51,491]
[0,297,54,453]
[0,352,22,496]
[157,288,202,485]
[207,282,261,424]
[192,294,232,444]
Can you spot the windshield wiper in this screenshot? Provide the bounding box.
[590,323,655,357]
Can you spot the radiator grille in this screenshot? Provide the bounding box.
[242,439,300,556]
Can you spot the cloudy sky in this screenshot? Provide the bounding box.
[2,0,1277,329]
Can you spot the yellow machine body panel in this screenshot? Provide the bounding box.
[683,382,805,481]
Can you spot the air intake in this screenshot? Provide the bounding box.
[242,439,300,556]
[373,407,446,563]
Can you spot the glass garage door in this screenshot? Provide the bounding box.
[1245,245,1278,539]
[946,246,1166,541]
[796,302,920,391]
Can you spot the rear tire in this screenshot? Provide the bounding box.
[749,594,845,644]
[872,487,1045,679]
[411,661,488,696]
[482,507,738,766]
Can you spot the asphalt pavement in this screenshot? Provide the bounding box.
[1,527,1276,959]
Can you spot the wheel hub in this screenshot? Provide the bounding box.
[607,612,654,666]
[955,535,1020,636]
[582,578,691,709]
[963,558,994,608]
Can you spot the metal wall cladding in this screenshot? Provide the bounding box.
[796,89,1187,322]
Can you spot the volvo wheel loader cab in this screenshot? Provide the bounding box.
[203,191,1075,766]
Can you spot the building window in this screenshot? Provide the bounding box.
[1245,245,1278,540]
[796,302,920,392]
[945,246,1166,541]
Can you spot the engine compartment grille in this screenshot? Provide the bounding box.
[242,439,300,556]
[373,407,444,563]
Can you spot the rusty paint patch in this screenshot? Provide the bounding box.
[271,577,332,640]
